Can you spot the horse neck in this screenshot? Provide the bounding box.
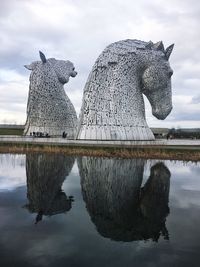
[30,65,62,91]
[113,64,146,119]
[28,65,65,115]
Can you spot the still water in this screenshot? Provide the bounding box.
[0,153,200,267]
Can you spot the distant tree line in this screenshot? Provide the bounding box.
[167,128,200,139]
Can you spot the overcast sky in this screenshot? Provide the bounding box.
[0,0,199,128]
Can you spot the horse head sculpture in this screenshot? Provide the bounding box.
[77,39,174,140]
[142,41,174,120]
[24,51,78,137]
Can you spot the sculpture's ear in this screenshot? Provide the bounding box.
[153,41,165,52]
[24,64,33,70]
[24,61,39,70]
[165,44,174,60]
[39,51,47,63]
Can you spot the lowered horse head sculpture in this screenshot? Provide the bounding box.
[77,39,174,140]
[142,41,174,120]
[24,51,78,137]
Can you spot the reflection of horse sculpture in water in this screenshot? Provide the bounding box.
[24,51,78,137]
[139,162,170,241]
[25,153,75,224]
[78,157,170,242]
[77,39,174,140]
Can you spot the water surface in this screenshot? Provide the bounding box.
[0,153,199,267]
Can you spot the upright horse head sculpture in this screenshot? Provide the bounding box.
[24,51,78,137]
[77,39,174,140]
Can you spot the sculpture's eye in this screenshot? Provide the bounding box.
[72,67,75,71]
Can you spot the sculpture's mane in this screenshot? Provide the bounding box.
[30,59,59,86]
[95,39,155,68]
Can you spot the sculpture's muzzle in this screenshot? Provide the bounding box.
[152,106,172,120]
[146,89,172,120]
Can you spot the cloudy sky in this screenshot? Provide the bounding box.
[0,0,199,128]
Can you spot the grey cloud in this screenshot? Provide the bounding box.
[0,0,27,17]
[191,95,200,104]
[0,103,26,113]
[170,110,200,121]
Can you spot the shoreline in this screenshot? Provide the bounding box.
[0,136,200,161]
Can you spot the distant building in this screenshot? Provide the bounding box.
[151,128,169,138]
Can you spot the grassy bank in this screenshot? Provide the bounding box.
[0,128,23,135]
[0,143,200,161]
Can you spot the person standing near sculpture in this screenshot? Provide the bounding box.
[24,51,78,138]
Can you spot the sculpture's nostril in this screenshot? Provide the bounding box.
[71,71,77,77]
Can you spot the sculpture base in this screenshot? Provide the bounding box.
[77,126,155,140]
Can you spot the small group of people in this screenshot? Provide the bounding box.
[166,133,173,140]
[29,131,68,138]
[30,132,50,138]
